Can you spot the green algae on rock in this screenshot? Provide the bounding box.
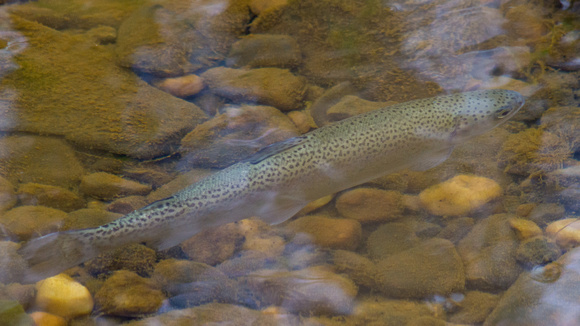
[0,16,207,159]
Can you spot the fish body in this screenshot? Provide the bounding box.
[19,89,524,282]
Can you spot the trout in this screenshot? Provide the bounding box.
[18,89,525,283]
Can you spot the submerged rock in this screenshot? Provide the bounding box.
[0,177,16,212]
[0,17,207,159]
[180,104,300,168]
[336,188,404,223]
[227,34,301,69]
[375,238,465,299]
[243,266,358,315]
[17,183,85,213]
[201,67,307,111]
[0,206,67,240]
[287,215,362,250]
[457,214,522,291]
[94,270,164,317]
[79,172,152,200]
[0,241,27,284]
[484,248,580,326]
[419,175,502,216]
[35,274,94,319]
[0,136,84,189]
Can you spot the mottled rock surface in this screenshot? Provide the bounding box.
[180,105,300,168]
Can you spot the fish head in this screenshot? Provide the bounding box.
[451,89,524,143]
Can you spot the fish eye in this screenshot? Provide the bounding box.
[496,107,512,118]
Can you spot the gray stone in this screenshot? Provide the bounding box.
[528,203,566,227]
[515,236,561,268]
[376,238,465,299]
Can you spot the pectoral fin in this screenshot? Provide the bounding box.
[409,146,454,172]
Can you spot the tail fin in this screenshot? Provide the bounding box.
[18,231,98,283]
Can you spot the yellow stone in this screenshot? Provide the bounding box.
[508,218,543,240]
[419,175,502,216]
[546,218,580,250]
[29,312,66,326]
[35,274,94,318]
[287,215,362,250]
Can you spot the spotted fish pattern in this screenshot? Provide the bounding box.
[18,89,525,283]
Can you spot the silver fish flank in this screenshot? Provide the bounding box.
[19,89,525,282]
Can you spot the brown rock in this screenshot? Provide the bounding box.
[0,136,84,189]
[287,215,362,250]
[80,172,151,200]
[0,206,67,240]
[227,34,301,69]
[107,196,148,215]
[201,67,306,111]
[94,270,165,317]
[336,188,403,223]
[64,208,122,230]
[376,238,465,299]
[17,183,85,212]
[181,222,244,265]
[366,222,420,260]
[0,176,16,212]
[179,105,300,168]
[154,74,204,98]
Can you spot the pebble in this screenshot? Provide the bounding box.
[527,203,566,227]
[448,291,500,324]
[107,196,148,214]
[515,203,537,217]
[124,302,295,325]
[84,244,156,278]
[287,215,362,250]
[0,206,67,240]
[335,188,403,223]
[352,296,437,325]
[180,222,244,265]
[419,175,502,216]
[227,34,301,69]
[17,183,85,212]
[154,74,204,98]
[0,136,85,189]
[0,176,16,212]
[179,104,300,168]
[0,241,27,284]
[35,274,94,319]
[508,218,543,240]
[457,214,522,291]
[366,222,420,260]
[201,67,306,111]
[437,217,475,243]
[244,266,357,315]
[94,270,164,317]
[242,234,286,257]
[80,172,152,200]
[332,250,378,289]
[484,247,580,326]
[287,109,315,134]
[515,236,561,268]
[29,311,66,326]
[86,26,116,45]
[376,238,465,299]
[546,218,580,250]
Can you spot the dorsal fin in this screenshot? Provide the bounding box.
[243,136,308,164]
